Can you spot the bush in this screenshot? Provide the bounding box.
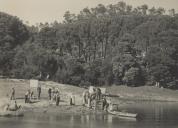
[79,80,91,87]
[70,76,82,86]
[123,67,143,86]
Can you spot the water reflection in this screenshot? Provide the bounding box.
[80,114,113,124]
[1,102,178,128]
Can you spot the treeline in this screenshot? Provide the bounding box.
[0,2,178,88]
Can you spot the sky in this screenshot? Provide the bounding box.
[0,0,178,25]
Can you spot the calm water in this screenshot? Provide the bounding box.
[1,102,178,128]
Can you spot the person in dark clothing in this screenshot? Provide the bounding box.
[48,88,52,100]
[25,94,28,103]
[90,88,96,101]
[37,86,41,99]
[25,90,30,103]
[30,91,34,100]
[69,94,75,106]
[96,88,102,100]
[52,87,55,101]
[56,93,60,106]
[69,94,73,105]
[102,97,109,111]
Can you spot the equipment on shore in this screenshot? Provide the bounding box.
[30,79,39,88]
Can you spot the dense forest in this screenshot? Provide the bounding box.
[0,2,178,88]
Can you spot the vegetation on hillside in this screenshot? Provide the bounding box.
[0,2,178,88]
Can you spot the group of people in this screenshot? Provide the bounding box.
[48,87,60,106]
[7,85,112,113]
[25,89,33,103]
[83,88,102,105]
[4,88,21,112]
[82,87,109,110]
[23,86,60,106]
[5,100,21,111]
[24,86,41,103]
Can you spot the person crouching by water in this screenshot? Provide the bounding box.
[10,87,15,100]
[102,97,109,111]
[5,100,21,111]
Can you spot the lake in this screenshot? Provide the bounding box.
[0,102,178,128]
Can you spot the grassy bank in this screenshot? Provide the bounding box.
[1,79,178,102]
[0,78,178,115]
[107,85,178,102]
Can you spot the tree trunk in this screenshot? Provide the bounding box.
[94,41,97,60]
[101,41,104,58]
[78,38,81,58]
[104,37,108,59]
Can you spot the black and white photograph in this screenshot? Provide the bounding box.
[0,0,178,128]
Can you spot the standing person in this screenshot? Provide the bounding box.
[82,90,86,105]
[90,88,96,101]
[69,94,73,105]
[55,88,60,101]
[96,88,101,100]
[48,88,52,100]
[82,90,89,106]
[69,94,75,106]
[52,87,56,101]
[56,92,60,106]
[87,95,92,108]
[37,86,41,100]
[94,99,97,110]
[10,88,15,100]
[25,90,30,103]
[30,91,34,100]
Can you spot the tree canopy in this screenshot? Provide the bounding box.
[1,2,178,89]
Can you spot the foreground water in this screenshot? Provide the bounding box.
[0,102,178,128]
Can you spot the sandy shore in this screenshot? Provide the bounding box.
[0,79,105,115]
[1,78,178,115]
[0,98,108,115]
